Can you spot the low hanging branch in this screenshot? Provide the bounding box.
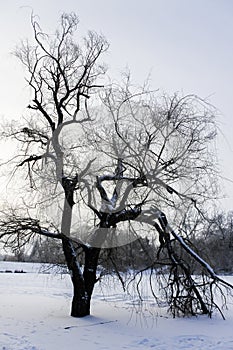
[136,208,233,318]
[169,225,233,290]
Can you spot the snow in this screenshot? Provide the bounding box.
[0,262,233,350]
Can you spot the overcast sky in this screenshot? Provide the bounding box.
[0,0,233,210]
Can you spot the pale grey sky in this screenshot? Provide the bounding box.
[0,0,233,209]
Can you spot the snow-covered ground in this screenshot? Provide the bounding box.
[0,261,233,350]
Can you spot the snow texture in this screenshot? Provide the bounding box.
[0,261,233,350]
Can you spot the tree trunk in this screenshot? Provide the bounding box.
[61,188,108,317]
[83,247,101,300]
[70,247,100,317]
[60,182,92,317]
[62,235,91,317]
[71,287,90,317]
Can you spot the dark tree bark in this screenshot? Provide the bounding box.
[61,236,90,317]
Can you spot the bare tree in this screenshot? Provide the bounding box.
[0,13,232,318]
